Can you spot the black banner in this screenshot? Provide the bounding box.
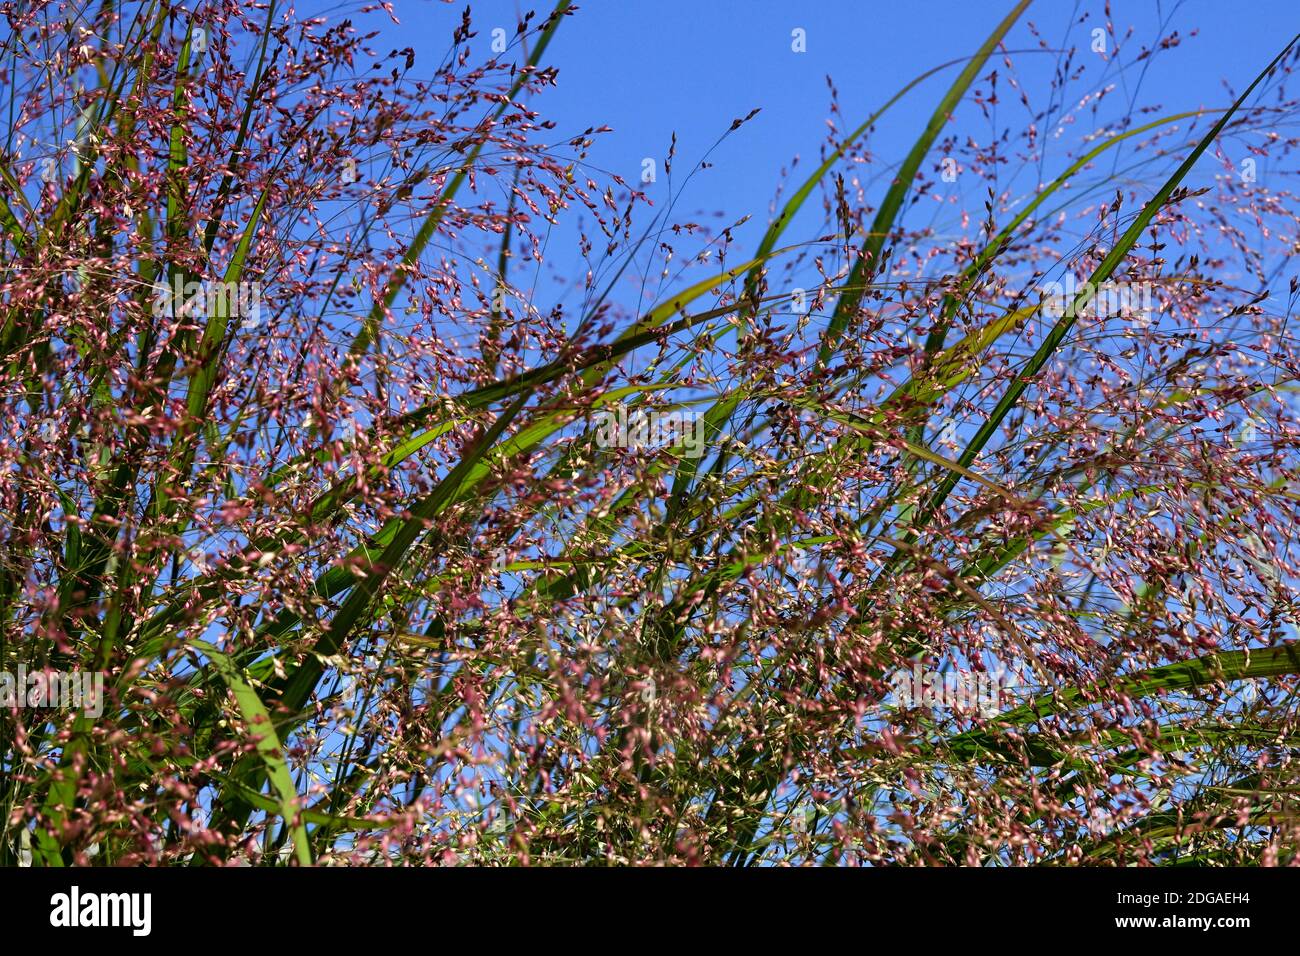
[0,865,1286,942]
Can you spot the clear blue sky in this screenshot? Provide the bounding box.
[370,0,1298,253]
[306,0,1299,336]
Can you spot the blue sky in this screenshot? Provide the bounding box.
[372,0,1299,259]
[305,0,1300,348]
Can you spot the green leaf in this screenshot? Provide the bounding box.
[193,639,312,866]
